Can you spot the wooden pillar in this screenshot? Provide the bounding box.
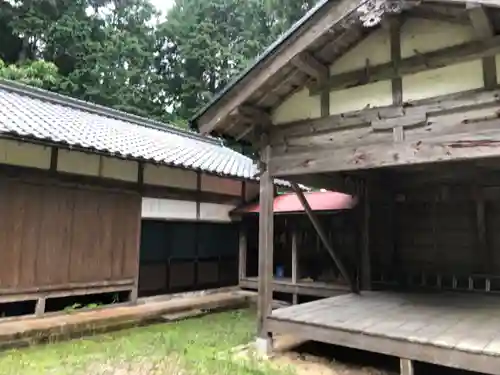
[239,225,247,282]
[361,182,371,290]
[257,141,274,351]
[291,229,298,305]
[400,359,414,375]
[475,186,489,273]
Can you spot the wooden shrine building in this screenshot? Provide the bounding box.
[191,0,500,373]
[0,79,262,319]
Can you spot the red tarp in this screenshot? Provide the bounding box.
[234,191,356,214]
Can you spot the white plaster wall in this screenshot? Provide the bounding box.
[141,198,197,220]
[57,150,100,176]
[403,60,483,102]
[329,81,393,115]
[101,156,138,182]
[401,19,476,58]
[272,88,321,125]
[143,164,197,190]
[0,139,51,169]
[199,203,236,222]
[201,174,242,196]
[330,28,391,75]
[401,18,482,101]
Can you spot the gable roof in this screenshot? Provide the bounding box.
[0,79,257,180]
[189,0,499,142]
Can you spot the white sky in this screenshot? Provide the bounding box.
[151,0,175,16]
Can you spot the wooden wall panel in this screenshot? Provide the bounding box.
[36,185,73,286]
[0,173,141,293]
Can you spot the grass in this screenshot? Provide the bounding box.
[0,309,293,375]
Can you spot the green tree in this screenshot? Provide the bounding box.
[156,0,314,121]
[0,58,61,88]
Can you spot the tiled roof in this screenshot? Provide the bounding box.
[0,80,258,180]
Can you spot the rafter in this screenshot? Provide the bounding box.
[291,52,329,81]
[468,2,494,37]
[198,0,368,135]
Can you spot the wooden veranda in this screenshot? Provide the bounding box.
[192,0,500,373]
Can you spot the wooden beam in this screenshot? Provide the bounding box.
[425,0,500,8]
[291,229,298,304]
[199,0,369,134]
[361,182,371,290]
[270,124,500,176]
[389,17,402,106]
[467,3,497,89]
[257,139,274,340]
[239,226,247,281]
[272,87,500,144]
[234,105,271,125]
[290,182,357,292]
[310,35,500,94]
[291,52,329,81]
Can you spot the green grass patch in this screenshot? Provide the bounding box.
[0,309,292,375]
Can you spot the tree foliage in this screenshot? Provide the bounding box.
[0,0,314,127]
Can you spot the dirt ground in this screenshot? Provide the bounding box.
[269,336,393,375]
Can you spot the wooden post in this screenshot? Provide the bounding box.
[291,182,357,293]
[291,229,298,305]
[400,359,414,375]
[256,140,274,353]
[35,297,46,317]
[475,186,488,273]
[239,225,247,282]
[361,182,371,290]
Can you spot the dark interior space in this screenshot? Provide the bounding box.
[138,219,240,297]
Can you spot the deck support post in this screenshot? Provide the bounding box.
[400,358,414,375]
[256,139,274,353]
[239,226,247,283]
[291,183,357,293]
[291,229,298,304]
[35,297,46,317]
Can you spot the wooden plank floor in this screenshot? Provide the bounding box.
[268,291,500,374]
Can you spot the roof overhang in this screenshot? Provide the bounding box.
[190,0,500,146]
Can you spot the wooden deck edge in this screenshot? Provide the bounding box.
[239,278,349,298]
[0,292,252,352]
[267,317,500,375]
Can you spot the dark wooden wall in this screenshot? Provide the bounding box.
[0,174,141,293]
[371,169,500,292]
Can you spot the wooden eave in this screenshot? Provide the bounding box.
[193,0,500,145]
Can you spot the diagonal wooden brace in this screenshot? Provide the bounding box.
[291,182,358,293]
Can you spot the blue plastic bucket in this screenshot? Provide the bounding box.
[276,265,285,278]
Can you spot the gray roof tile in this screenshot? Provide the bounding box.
[0,80,258,180]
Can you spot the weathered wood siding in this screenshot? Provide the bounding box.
[0,174,141,292]
[269,18,500,177]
